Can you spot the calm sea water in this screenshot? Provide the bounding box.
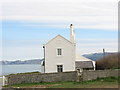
[1,64,43,76]
[0,64,44,86]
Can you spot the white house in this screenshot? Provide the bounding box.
[43,24,95,73]
[43,24,76,73]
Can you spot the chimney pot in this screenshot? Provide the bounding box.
[70,24,73,26]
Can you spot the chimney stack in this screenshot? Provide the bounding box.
[70,24,76,43]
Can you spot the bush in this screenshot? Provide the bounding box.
[96,53,119,70]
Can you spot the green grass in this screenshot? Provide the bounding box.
[4,81,71,87]
[4,76,119,88]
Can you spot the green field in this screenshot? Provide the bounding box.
[4,76,119,88]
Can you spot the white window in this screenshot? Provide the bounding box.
[57,65,63,72]
[57,48,62,55]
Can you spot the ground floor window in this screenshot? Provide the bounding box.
[57,65,63,72]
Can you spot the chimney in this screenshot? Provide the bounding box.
[70,24,76,43]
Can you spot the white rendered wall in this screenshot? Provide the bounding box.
[44,35,75,73]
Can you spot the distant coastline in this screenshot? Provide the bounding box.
[1,52,116,65]
[1,59,44,65]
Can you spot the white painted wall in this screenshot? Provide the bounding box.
[44,35,76,73]
[70,24,76,43]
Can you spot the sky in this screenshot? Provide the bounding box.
[0,0,119,61]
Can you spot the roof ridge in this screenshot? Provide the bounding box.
[44,35,73,46]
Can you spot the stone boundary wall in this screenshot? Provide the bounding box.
[6,71,77,85]
[82,69,119,81]
[5,70,119,85]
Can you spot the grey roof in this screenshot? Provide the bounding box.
[75,61,94,68]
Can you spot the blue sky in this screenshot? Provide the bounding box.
[1,0,118,61]
[3,20,117,40]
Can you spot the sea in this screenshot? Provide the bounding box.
[1,64,43,76]
[0,64,43,86]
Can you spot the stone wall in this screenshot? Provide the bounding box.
[6,71,77,85]
[82,69,119,81]
[5,70,119,85]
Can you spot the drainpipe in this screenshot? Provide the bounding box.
[43,46,45,73]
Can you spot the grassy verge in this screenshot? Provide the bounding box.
[7,71,40,76]
[4,76,119,88]
[49,76,119,88]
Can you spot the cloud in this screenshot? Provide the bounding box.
[1,0,118,60]
[3,45,44,61]
[3,40,118,60]
[76,38,118,55]
[1,0,118,30]
[77,44,118,55]
[3,15,117,30]
[77,47,118,55]
[2,38,118,60]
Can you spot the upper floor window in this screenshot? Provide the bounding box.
[57,48,62,55]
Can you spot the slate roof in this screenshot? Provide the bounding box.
[76,54,94,62]
[75,61,94,68]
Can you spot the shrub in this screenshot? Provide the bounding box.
[96,53,119,70]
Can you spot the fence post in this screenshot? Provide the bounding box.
[3,76,5,86]
[2,76,7,86]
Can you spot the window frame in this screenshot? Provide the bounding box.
[57,65,63,72]
[57,48,62,56]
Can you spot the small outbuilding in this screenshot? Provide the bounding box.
[75,54,96,72]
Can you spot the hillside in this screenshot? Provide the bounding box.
[83,52,115,61]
